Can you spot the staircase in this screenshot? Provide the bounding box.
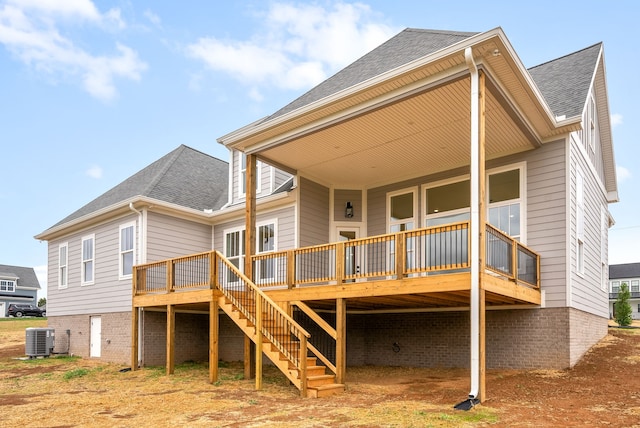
[216,254,344,398]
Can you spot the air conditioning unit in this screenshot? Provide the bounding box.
[25,327,55,358]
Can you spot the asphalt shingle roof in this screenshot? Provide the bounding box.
[48,145,228,229]
[610,263,640,279]
[0,264,41,289]
[266,28,600,123]
[528,43,602,119]
[266,28,478,121]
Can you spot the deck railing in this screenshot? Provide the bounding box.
[134,222,539,296]
[251,221,539,290]
[133,251,311,391]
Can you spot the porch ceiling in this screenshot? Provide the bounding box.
[256,76,538,188]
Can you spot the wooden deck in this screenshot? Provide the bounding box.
[131,221,540,397]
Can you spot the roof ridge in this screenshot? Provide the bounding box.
[528,42,602,71]
[403,28,479,37]
[141,145,187,196]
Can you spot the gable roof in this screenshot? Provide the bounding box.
[0,264,41,289]
[263,28,600,126]
[610,263,640,280]
[528,43,602,119]
[46,145,228,230]
[266,28,478,122]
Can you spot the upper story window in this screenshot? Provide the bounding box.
[0,279,15,292]
[81,234,95,285]
[611,281,620,293]
[256,220,277,281]
[424,179,470,227]
[632,280,640,293]
[58,242,68,289]
[488,167,522,241]
[238,153,262,198]
[388,188,417,233]
[119,223,135,279]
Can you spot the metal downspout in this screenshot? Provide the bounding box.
[465,47,480,401]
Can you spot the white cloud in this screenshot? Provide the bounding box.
[86,165,103,179]
[616,165,631,184]
[611,113,623,127]
[143,9,161,28]
[186,1,397,95]
[0,1,145,101]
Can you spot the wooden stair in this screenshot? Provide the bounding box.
[219,297,344,398]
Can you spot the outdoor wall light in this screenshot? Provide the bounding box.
[345,202,354,218]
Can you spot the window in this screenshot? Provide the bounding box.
[611,281,620,293]
[388,189,416,232]
[488,168,522,241]
[119,223,135,278]
[59,242,68,288]
[0,279,15,292]
[576,169,585,275]
[632,280,640,293]
[256,220,277,281]
[224,227,245,283]
[81,235,95,285]
[238,153,261,198]
[424,179,470,226]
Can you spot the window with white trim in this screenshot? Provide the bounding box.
[256,220,277,281]
[119,223,135,278]
[611,281,620,293]
[632,280,639,293]
[488,167,522,241]
[59,242,68,289]
[0,279,15,292]
[387,188,417,271]
[81,234,95,285]
[224,227,245,284]
[576,169,585,275]
[238,153,261,198]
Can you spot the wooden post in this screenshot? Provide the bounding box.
[209,298,219,383]
[478,70,487,403]
[166,304,175,375]
[336,298,347,384]
[395,233,405,279]
[336,243,345,284]
[287,249,295,289]
[255,296,263,390]
[244,153,256,281]
[166,260,174,293]
[300,335,308,398]
[243,336,255,379]
[131,306,138,371]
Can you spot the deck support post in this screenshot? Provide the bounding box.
[209,298,219,383]
[166,304,175,375]
[244,337,255,379]
[336,298,347,384]
[465,47,486,403]
[255,296,263,390]
[244,153,256,281]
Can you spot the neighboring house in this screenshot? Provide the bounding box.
[0,264,41,317]
[609,263,640,320]
[37,27,617,402]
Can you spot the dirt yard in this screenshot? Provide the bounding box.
[1,318,639,427]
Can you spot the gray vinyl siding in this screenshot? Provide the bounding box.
[569,136,609,317]
[366,143,570,307]
[334,189,362,222]
[299,177,330,247]
[146,212,212,262]
[213,206,296,257]
[46,213,138,317]
[230,150,275,205]
[273,168,293,191]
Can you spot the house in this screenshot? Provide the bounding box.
[36,27,617,402]
[0,264,41,316]
[609,263,640,320]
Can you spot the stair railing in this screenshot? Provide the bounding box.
[214,251,311,391]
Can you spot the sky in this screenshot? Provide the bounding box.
[1,0,638,299]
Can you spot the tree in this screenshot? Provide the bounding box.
[37,297,46,308]
[614,282,632,327]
